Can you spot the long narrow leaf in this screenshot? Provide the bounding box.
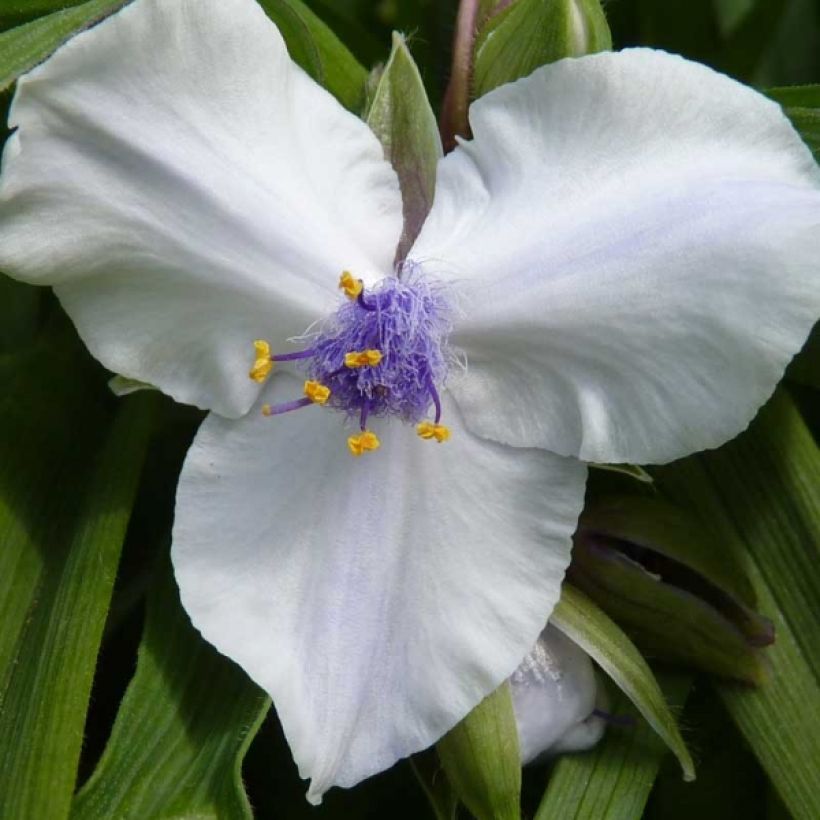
[552,585,695,781]
[535,673,692,820]
[73,557,269,819]
[655,390,820,820]
[0,335,156,819]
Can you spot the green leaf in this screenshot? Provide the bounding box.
[654,390,820,820]
[0,314,157,819]
[366,32,442,260]
[0,2,92,32]
[436,682,521,820]
[72,556,269,820]
[535,673,692,820]
[473,0,612,97]
[0,0,125,91]
[767,85,820,156]
[551,585,695,781]
[256,0,368,112]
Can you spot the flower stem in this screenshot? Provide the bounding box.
[440,0,481,152]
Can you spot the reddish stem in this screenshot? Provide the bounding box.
[439,0,481,153]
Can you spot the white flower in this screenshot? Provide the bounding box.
[1,0,818,803]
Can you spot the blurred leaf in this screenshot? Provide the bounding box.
[647,683,766,820]
[0,277,42,353]
[535,673,692,820]
[719,0,789,81]
[72,557,269,820]
[629,0,722,66]
[367,31,441,260]
[436,682,521,820]
[257,0,368,111]
[410,749,458,820]
[655,390,820,820]
[786,323,820,389]
[768,85,820,156]
[0,315,157,819]
[552,585,695,781]
[714,0,757,34]
[0,0,124,91]
[473,0,611,96]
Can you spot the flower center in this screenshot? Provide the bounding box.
[249,266,454,455]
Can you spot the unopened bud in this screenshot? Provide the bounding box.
[509,624,606,763]
[474,0,612,96]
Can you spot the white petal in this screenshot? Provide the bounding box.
[509,624,605,764]
[172,376,586,801]
[411,49,820,464]
[0,0,401,417]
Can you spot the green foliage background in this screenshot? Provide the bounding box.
[0,1,818,818]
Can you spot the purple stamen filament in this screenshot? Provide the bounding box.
[359,398,371,431]
[357,291,377,312]
[270,348,316,362]
[263,396,312,416]
[257,269,454,445]
[426,376,442,424]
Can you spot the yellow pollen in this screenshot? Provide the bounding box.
[339,271,363,299]
[347,430,381,456]
[344,349,383,368]
[249,339,273,383]
[261,404,272,416]
[304,380,330,405]
[417,421,451,443]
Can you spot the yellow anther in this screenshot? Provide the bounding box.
[249,339,273,383]
[339,271,363,299]
[304,380,331,405]
[261,404,272,416]
[344,349,383,368]
[347,430,381,456]
[417,421,451,443]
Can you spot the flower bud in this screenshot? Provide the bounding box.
[473,0,612,96]
[570,496,774,684]
[509,624,607,763]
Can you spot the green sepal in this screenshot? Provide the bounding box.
[473,0,612,97]
[367,32,442,260]
[256,0,368,112]
[436,682,522,820]
[552,585,696,782]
